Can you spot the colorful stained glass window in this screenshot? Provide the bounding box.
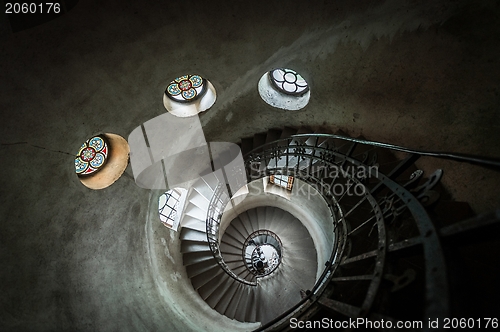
[75,135,109,176]
[165,74,207,103]
[269,174,294,191]
[268,68,309,96]
[158,189,181,227]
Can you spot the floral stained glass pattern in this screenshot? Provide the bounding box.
[165,74,207,103]
[75,135,109,176]
[269,68,309,96]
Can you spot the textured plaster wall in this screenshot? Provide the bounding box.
[1,0,499,330]
[145,190,259,332]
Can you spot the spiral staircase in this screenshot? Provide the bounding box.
[173,126,500,330]
[181,200,317,323]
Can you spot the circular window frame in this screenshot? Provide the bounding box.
[258,68,310,111]
[75,133,130,190]
[165,75,208,104]
[75,134,110,177]
[163,74,217,118]
[268,68,310,97]
[243,229,283,277]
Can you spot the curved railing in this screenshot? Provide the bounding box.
[246,133,500,169]
[243,229,284,277]
[205,133,500,329]
[206,181,257,286]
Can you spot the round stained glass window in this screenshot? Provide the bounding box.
[75,135,109,176]
[165,74,207,103]
[269,68,309,96]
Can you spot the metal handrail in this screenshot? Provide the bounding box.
[243,229,283,277]
[205,135,348,318]
[245,133,500,169]
[206,182,257,286]
[204,133,500,330]
[250,133,477,330]
[206,175,344,317]
[252,170,346,331]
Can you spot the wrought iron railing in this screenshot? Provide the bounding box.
[205,135,348,309]
[206,181,257,286]
[252,134,500,331]
[205,133,500,330]
[243,229,283,277]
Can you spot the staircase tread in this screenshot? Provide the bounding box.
[279,126,298,140]
[220,232,244,247]
[179,228,208,242]
[186,258,220,278]
[184,202,206,220]
[192,183,214,202]
[253,133,267,152]
[245,287,257,322]
[231,216,253,238]
[190,265,225,289]
[220,242,243,255]
[181,129,434,324]
[265,128,283,144]
[180,240,211,254]
[224,284,247,320]
[215,281,241,314]
[205,275,237,308]
[180,217,206,232]
[201,172,220,191]
[296,126,314,134]
[198,274,232,300]
[241,137,254,156]
[183,251,215,266]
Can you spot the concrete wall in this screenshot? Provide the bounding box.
[1,0,499,330]
[145,190,259,332]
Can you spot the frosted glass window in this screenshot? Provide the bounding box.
[269,68,309,96]
[269,174,294,191]
[258,68,310,111]
[159,189,182,227]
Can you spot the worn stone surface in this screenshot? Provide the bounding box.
[1,0,499,330]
